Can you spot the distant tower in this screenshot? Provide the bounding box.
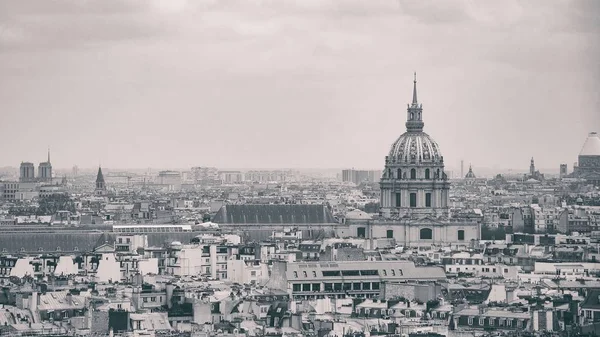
[559,164,568,178]
[95,166,107,196]
[461,160,464,178]
[19,162,35,182]
[38,148,53,183]
[529,157,535,176]
[72,165,79,177]
[465,164,477,185]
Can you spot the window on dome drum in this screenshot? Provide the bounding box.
[420,228,433,240]
[397,169,402,179]
[410,193,417,207]
[387,230,394,238]
[395,193,401,207]
[425,193,432,207]
[357,227,366,238]
[425,169,430,179]
[410,169,416,179]
[458,230,465,241]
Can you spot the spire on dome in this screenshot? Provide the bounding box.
[405,73,424,133]
[47,148,51,164]
[412,72,418,105]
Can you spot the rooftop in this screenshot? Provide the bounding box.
[580,132,600,157]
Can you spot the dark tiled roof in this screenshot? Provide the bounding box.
[212,205,337,224]
[0,232,105,253]
[0,232,201,253]
[96,167,105,183]
[581,290,600,310]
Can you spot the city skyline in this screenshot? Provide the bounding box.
[1,0,599,170]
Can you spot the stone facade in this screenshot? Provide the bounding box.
[379,76,450,219]
[572,132,600,185]
[372,75,480,247]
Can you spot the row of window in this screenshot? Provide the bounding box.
[293,269,402,278]
[358,228,465,241]
[2,247,81,253]
[395,192,432,208]
[292,282,381,292]
[466,316,523,328]
[391,168,442,180]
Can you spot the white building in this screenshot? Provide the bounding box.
[227,259,269,284]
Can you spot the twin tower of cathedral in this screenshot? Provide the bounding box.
[379,74,450,219]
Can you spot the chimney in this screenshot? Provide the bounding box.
[29,292,39,311]
[66,293,73,305]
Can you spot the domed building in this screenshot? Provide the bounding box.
[347,75,481,248]
[380,75,449,218]
[572,132,600,185]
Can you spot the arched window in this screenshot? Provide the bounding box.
[420,228,433,240]
[458,230,465,241]
[387,230,394,238]
[437,169,440,178]
[410,169,416,179]
[425,169,430,179]
[397,169,402,179]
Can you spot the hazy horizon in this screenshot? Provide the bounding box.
[1,1,598,170]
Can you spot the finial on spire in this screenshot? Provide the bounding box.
[412,72,418,105]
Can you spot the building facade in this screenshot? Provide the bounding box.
[19,162,35,182]
[380,75,450,219]
[572,132,600,185]
[371,75,480,247]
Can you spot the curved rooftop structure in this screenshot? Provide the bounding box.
[580,132,600,157]
[388,132,443,163]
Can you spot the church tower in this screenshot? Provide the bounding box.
[95,166,107,196]
[38,148,53,183]
[529,157,535,176]
[379,74,450,219]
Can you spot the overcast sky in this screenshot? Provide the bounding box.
[1,0,598,171]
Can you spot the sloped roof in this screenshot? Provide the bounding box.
[581,290,600,310]
[96,167,105,183]
[0,231,201,253]
[212,204,338,224]
[0,232,106,253]
[580,132,600,156]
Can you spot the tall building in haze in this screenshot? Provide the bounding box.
[95,166,107,196]
[19,162,35,182]
[37,149,52,183]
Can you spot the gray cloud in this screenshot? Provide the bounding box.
[0,0,598,170]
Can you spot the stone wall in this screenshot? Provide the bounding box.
[320,246,366,261]
[382,282,441,302]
